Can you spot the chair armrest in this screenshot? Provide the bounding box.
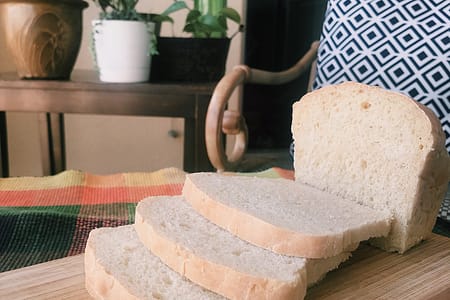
[247,40,319,85]
[206,41,319,172]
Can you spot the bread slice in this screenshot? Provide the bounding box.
[291,81,450,253]
[84,225,224,300]
[182,172,391,258]
[135,196,353,300]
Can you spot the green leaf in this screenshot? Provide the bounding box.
[197,22,215,33]
[199,14,225,31]
[97,0,110,12]
[152,15,174,23]
[220,7,241,23]
[123,0,138,11]
[210,31,225,38]
[193,31,208,38]
[217,15,227,29]
[186,9,201,23]
[161,1,189,16]
[183,23,196,33]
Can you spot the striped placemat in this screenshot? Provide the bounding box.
[0,167,292,272]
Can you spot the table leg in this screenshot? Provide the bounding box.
[39,113,66,175]
[183,94,213,173]
[48,113,66,174]
[184,117,195,172]
[0,112,9,177]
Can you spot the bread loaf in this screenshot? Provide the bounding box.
[182,172,391,258]
[134,196,353,300]
[85,225,223,300]
[291,81,450,253]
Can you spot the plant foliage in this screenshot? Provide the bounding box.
[91,0,158,55]
[93,0,140,20]
[157,0,242,38]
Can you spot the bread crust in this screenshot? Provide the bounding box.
[85,232,140,300]
[182,175,390,258]
[134,207,307,300]
[292,81,450,253]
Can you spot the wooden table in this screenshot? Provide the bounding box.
[0,234,448,299]
[0,71,216,176]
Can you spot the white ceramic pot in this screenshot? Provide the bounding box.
[92,20,154,83]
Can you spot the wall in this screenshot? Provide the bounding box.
[0,0,246,176]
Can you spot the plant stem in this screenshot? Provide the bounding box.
[195,0,226,15]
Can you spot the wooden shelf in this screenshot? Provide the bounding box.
[0,70,216,175]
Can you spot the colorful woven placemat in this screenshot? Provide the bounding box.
[1,167,448,272]
[0,167,292,272]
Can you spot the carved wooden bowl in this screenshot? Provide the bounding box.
[0,0,88,79]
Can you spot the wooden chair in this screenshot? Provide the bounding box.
[206,41,319,172]
[206,0,449,172]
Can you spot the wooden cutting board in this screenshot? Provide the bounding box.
[0,234,448,299]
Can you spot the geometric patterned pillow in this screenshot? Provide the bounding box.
[313,0,450,151]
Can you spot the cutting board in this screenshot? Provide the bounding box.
[0,234,449,299]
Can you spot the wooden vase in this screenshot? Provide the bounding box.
[0,0,88,79]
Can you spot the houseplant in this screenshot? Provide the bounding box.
[91,0,157,82]
[150,0,243,82]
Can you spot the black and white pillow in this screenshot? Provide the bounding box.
[313,0,450,150]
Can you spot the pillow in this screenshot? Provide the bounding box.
[313,0,450,150]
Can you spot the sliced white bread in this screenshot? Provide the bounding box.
[84,225,224,300]
[134,196,353,300]
[182,172,391,258]
[291,81,450,253]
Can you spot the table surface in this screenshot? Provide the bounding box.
[0,71,216,92]
[0,70,216,117]
[0,233,448,300]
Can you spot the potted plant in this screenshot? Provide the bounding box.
[150,0,243,82]
[90,0,157,83]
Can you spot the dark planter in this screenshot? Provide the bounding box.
[0,0,88,79]
[150,37,230,83]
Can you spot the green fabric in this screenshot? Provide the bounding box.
[0,203,136,272]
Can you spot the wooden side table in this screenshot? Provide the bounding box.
[0,71,216,176]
